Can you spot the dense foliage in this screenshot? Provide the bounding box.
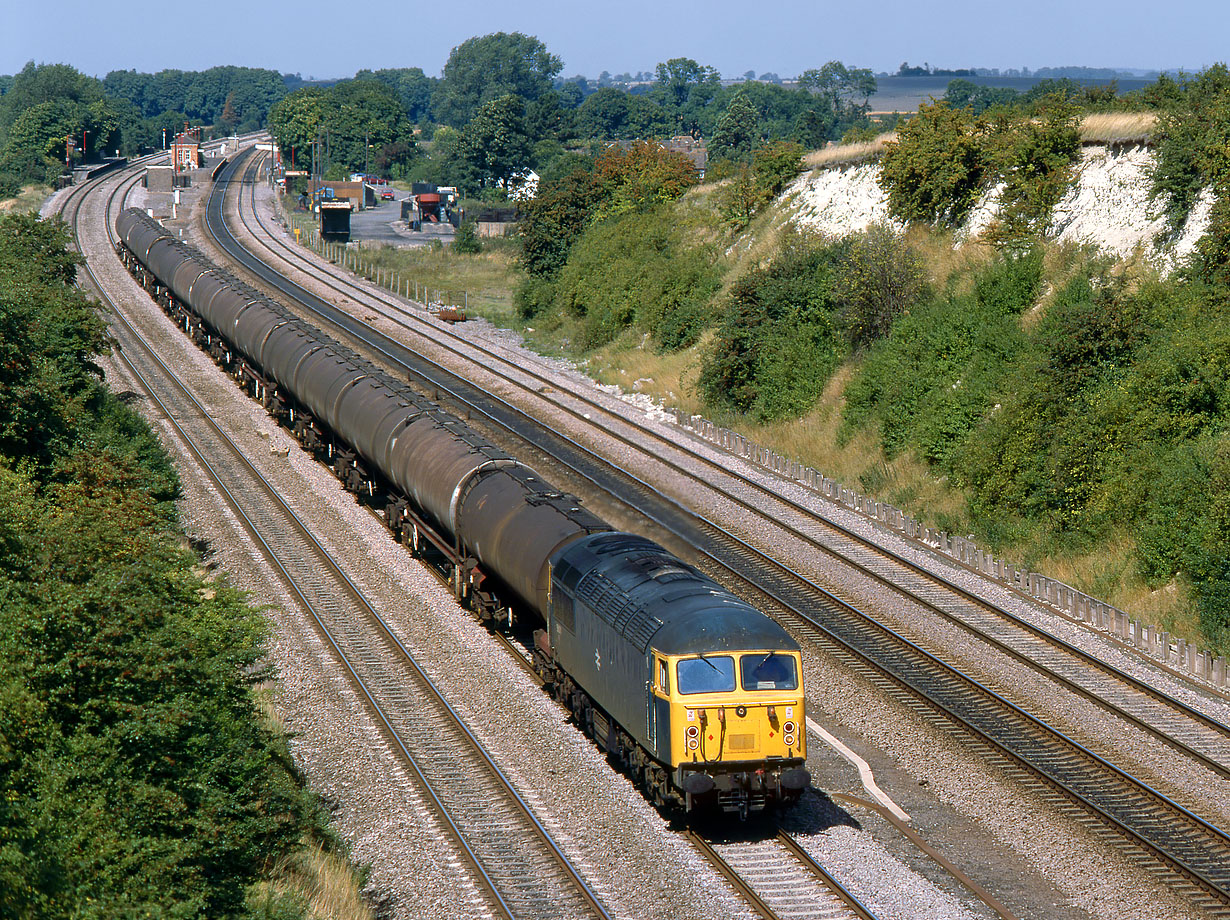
[1149,66,1230,286]
[516,141,715,350]
[699,232,848,419]
[267,81,415,180]
[842,249,1042,466]
[878,101,993,226]
[0,63,139,193]
[103,66,287,132]
[878,95,1081,239]
[0,214,322,917]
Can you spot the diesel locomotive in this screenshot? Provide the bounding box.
[115,207,810,816]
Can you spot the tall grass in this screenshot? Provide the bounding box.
[1078,112,1157,145]
[253,687,374,920]
[802,135,897,170]
[0,182,53,214]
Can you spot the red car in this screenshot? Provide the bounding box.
[381,190,395,200]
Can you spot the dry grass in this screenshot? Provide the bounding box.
[802,135,897,170]
[0,183,52,215]
[1079,112,1157,145]
[285,205,522,321]
[250,842,375,920]
[250,685,374,920]
[584,330,710,418]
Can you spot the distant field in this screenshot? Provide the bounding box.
[870,75,1157,113]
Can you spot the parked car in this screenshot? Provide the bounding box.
[381,189,395,200]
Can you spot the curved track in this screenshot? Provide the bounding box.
[60,153,614,920]
[203,150,1230,914]
[229,152,1230,782]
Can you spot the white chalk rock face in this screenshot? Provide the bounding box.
[782,145,1212,273]
[1049,145,1170,257]
[784,163,901,236]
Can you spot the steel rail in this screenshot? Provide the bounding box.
[65,157,613,920]
[209,151,1230,910]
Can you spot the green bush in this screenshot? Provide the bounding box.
[986,95,1082,245]
[550,207,720,351]
[878,101,992,226]
[842,248,1041,467]
[700,231,847,419]
[835,224,927,349]
[1150,65,1230,234]
[0,213,321,918]
[453,220,482,253]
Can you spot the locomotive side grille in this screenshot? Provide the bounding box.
[575,572,664,652]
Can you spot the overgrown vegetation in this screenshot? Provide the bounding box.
[514,140,719,351]
[877,94,1081,238]
[0,213,350,917]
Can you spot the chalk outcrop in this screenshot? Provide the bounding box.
[783,145,1212,271]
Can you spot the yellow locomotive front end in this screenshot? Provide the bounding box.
[650,648,810,816]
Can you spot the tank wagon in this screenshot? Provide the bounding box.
[116,208,810,816]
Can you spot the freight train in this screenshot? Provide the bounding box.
[115,207,810,817]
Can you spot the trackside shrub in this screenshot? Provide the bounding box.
[841,248,1042,467]
[0,212,325,918]
[550,207,720,351]
[700,231,848,419]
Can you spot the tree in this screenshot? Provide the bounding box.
[459,94,533,188]
[433,32,562,127]
[518,166,603,278]
[709,91,762,162]
[650,58,721,134]
[323,80,411,173]
[797,61,877,122]
[878,100,991,225]
[577,87,633,139]
[836,224,927,349]
[593,140,698,217]
[0,101,82,182]
[943,78,1019,115]
[0,62,102,134]
[266,87,326,171]
[355,67,435,122]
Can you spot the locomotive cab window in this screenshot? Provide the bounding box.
[676,655,735,694]
[740,652,798,691]
[656,658,669,693]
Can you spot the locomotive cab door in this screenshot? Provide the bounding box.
[648,654,672,763]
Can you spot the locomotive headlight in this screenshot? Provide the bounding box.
[686,738,698,750]
[782,721,796,736]
[735,706,747,718]
[784,734,795,746]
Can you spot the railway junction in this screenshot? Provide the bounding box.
[50,139,1230,920]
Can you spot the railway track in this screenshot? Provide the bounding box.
[230,155,1230,783]
[203,150,1230,913]
[60,154,614,920]
[689,830,879,920]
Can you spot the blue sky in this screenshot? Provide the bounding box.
[8,0,1228,81]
